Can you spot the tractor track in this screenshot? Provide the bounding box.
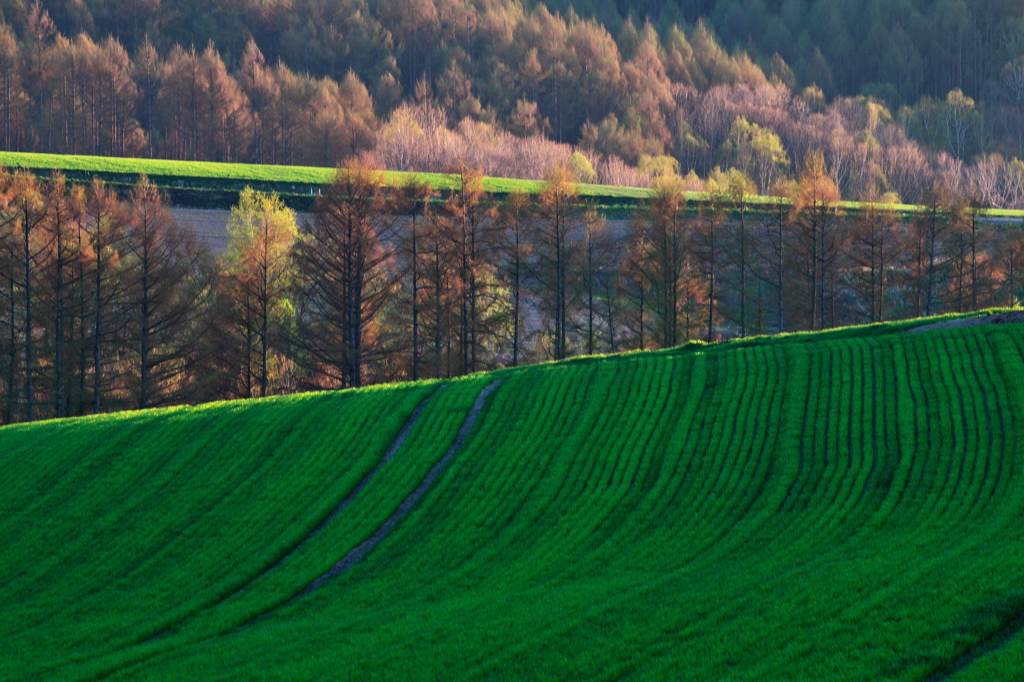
[241,379,502,627]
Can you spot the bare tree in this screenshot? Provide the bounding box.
[723,171,757,337]
[996,220,1024,306]
[293,163,399,388]
[963,196,986,312]
[848,202,900,322]
[692,191,727,341]
[0,171,20,423]
[914,180,954,316]
[39,175,82,417]
[497,191,532,366]
[432,164,496,374]
[395,181,434,380]
[755,201,790,333]
[79,179,125,413]
[532,164,581,359]
[578,207,614,354]
[122,177,210,408]
[10,173,48,420]
[632,174,692,348]
[791,151,841,329]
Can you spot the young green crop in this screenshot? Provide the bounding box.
[0,315,1023,680]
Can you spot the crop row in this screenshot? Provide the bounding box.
[145,325,1024,681]
[2,321,1023,680]
[0,383,438,678]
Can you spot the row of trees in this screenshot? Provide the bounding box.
[223,157,1024,396]
[2,161,1023,424]
[24,0,1024,145]
[0,173,209,422]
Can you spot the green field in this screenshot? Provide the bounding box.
[2,313,1024,679]
[0,151,650,199]
[5,151,1024,220]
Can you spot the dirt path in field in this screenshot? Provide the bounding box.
[908,311,1024,334]
[923,609,1024,681]
[237,379,501,629]
[256,385,447,579]
[142,387,445,644]
[299,379,502,594]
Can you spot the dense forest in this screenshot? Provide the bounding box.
[1,1,1024,204]
[547,1,1024,106]
[2,162,1022,423]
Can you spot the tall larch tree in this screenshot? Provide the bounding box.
[633,173,691,349]
[497,190,532,367]
[433,164,495,374]
[81,178,124,413]
[223,188,297,397]
[294,162,398,388]
[532,163,580,360]
[39,175,83,417]
[791,151,841,330]
[10,172,47,420]
[122,176,209,408]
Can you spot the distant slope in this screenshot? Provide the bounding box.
[0,151,650,207]
[1,315,1024,680]
[5,151,1024,223]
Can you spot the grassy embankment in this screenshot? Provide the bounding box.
[5,151,1024,221]
[1,312,1024,679]
[0,151,646,207]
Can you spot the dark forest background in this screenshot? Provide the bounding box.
[19,0,1024,111]
[1,1,1024,204]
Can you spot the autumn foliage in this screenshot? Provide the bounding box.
[2,159,1024,425]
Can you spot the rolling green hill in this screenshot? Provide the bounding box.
[2,313,1024,680]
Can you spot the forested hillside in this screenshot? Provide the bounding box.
[548,1,1023,107]
[3,1,1024,203]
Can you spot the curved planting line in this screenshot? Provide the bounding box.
[698,345,779,548]
[256,385,447,579]
[87,386,449,681]
[854,338,882,513]
[141,386,444,645]
[300,379,502,594]
[775,346,813,516]
[963,334,1001,520]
